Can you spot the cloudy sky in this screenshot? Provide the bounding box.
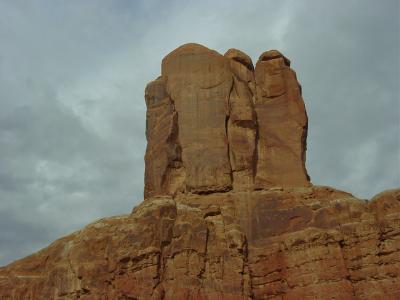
[0,0,398,266]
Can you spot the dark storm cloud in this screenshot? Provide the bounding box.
[0,0,398,265]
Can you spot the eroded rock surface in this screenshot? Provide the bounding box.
[144,44,310,199]
[1,187,399,299]
[254,50,309,188]
[1,44,398,299]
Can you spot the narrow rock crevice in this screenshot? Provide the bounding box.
[198,227,210,285]
[225,82,234,185]
[151,200,178,298]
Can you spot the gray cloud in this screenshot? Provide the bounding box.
[0,0,398,266]
[281,0,399,198]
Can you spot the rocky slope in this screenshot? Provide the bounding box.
[0,44,399,299]
[1,187,399,299]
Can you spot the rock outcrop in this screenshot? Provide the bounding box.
[0,44,398,300]
[254,50,309,188]
[1,187,399,299]
[144,44,309,199]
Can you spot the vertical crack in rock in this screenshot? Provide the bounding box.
[238,234,254,299]
[301,121,311,182]
[66,251,81,296]
[225,115,234,185]
[337,239,357,298]
[151,199,177,299]
[249,72,260,188]
[162,98,186,197]
[226,79,234,185]
[224,49,258,191]
[198,226,210,286]
[252,115,260,188]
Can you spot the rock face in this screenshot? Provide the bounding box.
[254,50,309,188]
[1,187,399,299]
[0,44,399,300]
[144,44,309,199]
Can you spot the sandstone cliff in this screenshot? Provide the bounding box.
[144,44,309,199]
[0,44,398,300]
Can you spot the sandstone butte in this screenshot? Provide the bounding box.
[0,43,399,300]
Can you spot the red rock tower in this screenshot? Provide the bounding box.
[144,44,310,198]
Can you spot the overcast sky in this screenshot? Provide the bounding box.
[0,0,398,266]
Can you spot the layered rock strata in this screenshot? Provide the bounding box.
[1,187,399,299]
[144,44,310,199]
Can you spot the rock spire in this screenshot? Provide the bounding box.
[144,43,310,198]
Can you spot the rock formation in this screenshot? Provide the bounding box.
[144,43,309,199]
[0,44,399,300]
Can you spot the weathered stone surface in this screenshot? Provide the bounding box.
[254,50,309,188]
[224,49,257,191]
[144,45,310,199]
[144,76,183,198]
[1,44,398,299]
[162,43,233,194]
[1,187,399,299]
